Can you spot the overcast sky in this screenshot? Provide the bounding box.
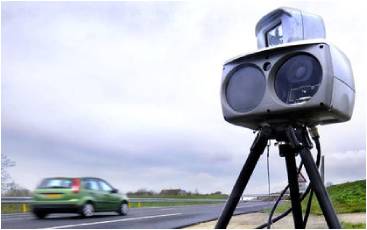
[2,0,366,194]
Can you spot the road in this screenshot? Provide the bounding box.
[2,201,273,229]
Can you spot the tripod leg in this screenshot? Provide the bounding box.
[299,148,341,229]
[283,146,304,229]
[215,127,271,229]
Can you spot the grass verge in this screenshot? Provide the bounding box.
[128,201,221,208]
[128,194,228,199]
[341,222,366,229]
[265,180,366,215]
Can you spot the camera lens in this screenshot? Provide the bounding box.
[226,65,266,112]
[274,54,322,104]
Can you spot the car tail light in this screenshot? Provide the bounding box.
[71,178,80,193]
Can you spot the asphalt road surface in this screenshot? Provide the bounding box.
[2,201,273,229]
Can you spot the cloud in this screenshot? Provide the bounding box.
[2,1,366,194]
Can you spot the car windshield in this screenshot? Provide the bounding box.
[38,178,72,189]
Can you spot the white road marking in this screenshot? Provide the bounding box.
[1,217,34,221]
[1,213,29,216]
[46,213,183,229]
[159,208,174,211]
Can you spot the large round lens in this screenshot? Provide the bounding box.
[226,65,266,112]
[274,54,322,104]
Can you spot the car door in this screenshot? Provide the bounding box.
[83,179,105,210]
[97,179,121,211]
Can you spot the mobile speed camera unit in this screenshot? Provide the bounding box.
[221,7,355,130]
[216,8,354,229]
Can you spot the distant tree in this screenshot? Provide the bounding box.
[1,154,31,196]
[127,188,155,196]
[1,153,16,194]
[326,182,333,187]
[160,189,187,195]
[3,183,32,197]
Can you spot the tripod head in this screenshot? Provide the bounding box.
[256,124,314,153]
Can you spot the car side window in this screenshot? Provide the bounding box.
[98,180,113,192]
[84,179,99,191]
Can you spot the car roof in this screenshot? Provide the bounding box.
[81,177,105,181]
[42,177,104,180]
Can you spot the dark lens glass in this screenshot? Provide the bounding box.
[226,66,266,112]
[267,23,283,47]
[274,54,322,104]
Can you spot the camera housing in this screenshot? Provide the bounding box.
[221,40,355,130]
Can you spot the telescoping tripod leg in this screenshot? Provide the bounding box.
[215,127,271,229]
[299,147,341,229]
[280,144,304,229]
[286,126,340,229]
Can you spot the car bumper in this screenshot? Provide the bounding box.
[31,200,82,213]
[32,203,81,213]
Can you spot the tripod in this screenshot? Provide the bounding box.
[215,125,341,229]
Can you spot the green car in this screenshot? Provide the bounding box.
[31,177,129,219]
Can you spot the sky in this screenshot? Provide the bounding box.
[1,0,366,194]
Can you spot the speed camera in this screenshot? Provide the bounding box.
[216,8,350,229]
[220,8,355,130]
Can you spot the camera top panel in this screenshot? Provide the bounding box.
[255,7,326,49]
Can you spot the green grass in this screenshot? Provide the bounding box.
[341,222,366,229]
[323,180,366,214]
[127,194,228,199]
[265,180,366,215]
[126,193,227,209]
[264,200,291,214]
[128,201,221,208]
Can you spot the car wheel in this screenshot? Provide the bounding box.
[33,210,48,219]
[118,202,128,216]
[80,202,95,217]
